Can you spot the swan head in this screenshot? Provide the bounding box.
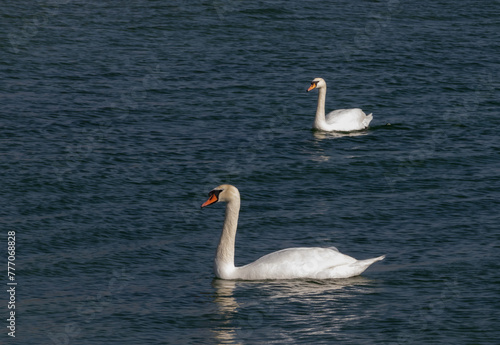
[307,77,326,92]
[201,184,240,208]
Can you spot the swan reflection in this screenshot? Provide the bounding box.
[211,277,381,343]
[313,129,371,140]
[212,279,240,314]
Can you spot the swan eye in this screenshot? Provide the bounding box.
[208,189,223,199]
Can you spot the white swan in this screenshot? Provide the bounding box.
[201,184,385,280]
[307,77,373,132]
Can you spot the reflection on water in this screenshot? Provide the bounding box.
[306,129,372,163]
[212,279,240,314]
[211,280,241,345]
[210,277,381,343]
[312,129,371,140]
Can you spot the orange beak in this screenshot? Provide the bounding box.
[307,83,317,92]
[201,194,218,208]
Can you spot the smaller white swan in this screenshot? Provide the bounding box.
[307,77,373,132]
[201,184,385,280]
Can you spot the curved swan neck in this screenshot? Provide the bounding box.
[314,86,327,129]
[215,197,240,276]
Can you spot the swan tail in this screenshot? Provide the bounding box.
[364,254,385,264]
[318,254,384,279]
[363,113,373,128]
[355,254,385,271]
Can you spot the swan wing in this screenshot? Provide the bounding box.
[234,247,382,280]
[325,109,373,131]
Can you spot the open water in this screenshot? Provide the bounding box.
[1,0,499,344]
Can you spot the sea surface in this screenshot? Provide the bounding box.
[1,0,499,344]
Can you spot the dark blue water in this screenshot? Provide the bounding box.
[2,1,499,344]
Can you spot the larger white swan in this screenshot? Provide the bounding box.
[201,184,385,280]
[307,77,373,132]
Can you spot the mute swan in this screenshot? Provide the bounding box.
[201,184,385,280]
[307,77,373,132]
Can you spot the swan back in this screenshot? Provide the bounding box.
[234,247,384,280]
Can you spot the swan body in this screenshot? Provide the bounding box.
[201,184,385,280]
[307,77,373,132]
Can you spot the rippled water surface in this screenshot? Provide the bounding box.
[2,0,499,344]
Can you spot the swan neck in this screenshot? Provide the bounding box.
[215,198,240,275]
[314,87,327,128]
